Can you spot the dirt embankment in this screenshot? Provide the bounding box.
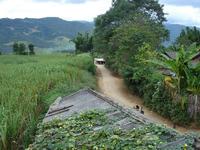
[96,64,200,133]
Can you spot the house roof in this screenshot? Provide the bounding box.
[43,88,151,126]
[164,51,200,62]
[192,52,200,61]
[164,51,177,59]
[43,88,195,149]
[162,51,200,73]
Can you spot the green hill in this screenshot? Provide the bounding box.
[164,23,196,47]
[0,17,94,53]
[0,19,196,52]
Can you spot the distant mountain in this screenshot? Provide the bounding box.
[0,17,94,53]
[163,23,195,47]
[0,18,195,53]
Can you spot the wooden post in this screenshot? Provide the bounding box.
[194,95,198,121]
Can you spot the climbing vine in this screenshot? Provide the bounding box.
[27,110,194,150]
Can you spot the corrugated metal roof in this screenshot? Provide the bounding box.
[42,88,196,149]
[165,51,200,63]
[43,88,151,125]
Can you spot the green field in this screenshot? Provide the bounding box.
[0,54,96,149]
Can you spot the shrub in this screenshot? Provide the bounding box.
[128,74,191,126]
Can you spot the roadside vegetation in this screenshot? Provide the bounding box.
[93,0,200,126]
[0,53,96,149]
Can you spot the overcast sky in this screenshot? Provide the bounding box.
[0,0,200,27]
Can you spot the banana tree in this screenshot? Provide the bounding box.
[148,43,200,108]
[186,66,200,95]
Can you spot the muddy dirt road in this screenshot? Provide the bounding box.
[96,64,199,133]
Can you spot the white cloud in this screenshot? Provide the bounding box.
[160,0,200,7]
[1,0,200,27]
[164,4,200,27]
[34,0,100,4]
[0,0,112,21]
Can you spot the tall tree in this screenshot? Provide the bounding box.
[93,0,168,72]
[94,0,167,49]
[13,42,19,54]
[73,32,93,53]
[28,44,35,55]
[19,43,26,55]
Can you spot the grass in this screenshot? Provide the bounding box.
[0,53,96,149]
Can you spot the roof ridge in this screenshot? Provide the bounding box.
[87,88,152,124]
[44,88,153,124]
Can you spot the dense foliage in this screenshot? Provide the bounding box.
[0,54,96,150]
[94,0,168,72]
[122,44,192,125]
[93,0,200,126]
[150,44,200,99]
[28,110,194,150]
[94,0,167,53]
[176,27,200,46]
[73,32,93,53]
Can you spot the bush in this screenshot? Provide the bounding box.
[149,82,190,125]
[128,74,191,126]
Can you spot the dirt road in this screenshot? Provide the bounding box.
[96,64,199,133]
